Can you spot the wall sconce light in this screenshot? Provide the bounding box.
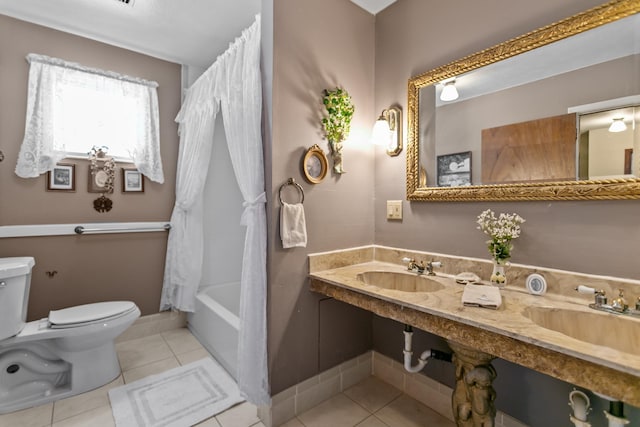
[440,79,459,102]
[609,117,627,133]
[371,106,402,156]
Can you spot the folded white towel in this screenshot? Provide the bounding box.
[280,202,307,248]
[461,283,502,310]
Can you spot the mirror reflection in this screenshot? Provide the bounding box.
[577,105,639,180]
[412,8,640,198]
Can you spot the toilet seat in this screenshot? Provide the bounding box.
[48,301,137,329]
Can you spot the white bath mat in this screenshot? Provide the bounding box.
[108,358,243,427]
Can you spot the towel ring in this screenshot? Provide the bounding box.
[279,178,304,204]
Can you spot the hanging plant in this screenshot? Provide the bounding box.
[321,87,355,174]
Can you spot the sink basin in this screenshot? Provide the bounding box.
[523,306,640,354]
[356,271,444,293]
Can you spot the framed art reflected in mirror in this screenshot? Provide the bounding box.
[437,151,471,187]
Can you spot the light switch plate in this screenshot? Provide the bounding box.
[386,200,402,220]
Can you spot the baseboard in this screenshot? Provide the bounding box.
[259,351,372,427]
[259,350,528,427]
[116,310,187,343]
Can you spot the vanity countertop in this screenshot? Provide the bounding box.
[309,254,640,406]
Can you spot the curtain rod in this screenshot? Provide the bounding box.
[26,53,159,88]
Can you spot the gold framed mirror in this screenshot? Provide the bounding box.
[303,144,328,184]
[407,0,640,201]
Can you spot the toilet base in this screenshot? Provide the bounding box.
[0,340,122,414]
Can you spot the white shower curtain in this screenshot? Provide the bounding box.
[214,17,268,406]
[161,15,269,405]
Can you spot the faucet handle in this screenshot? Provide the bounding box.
[402,257,414,263]
[575,286,607,305]
[575,285,597,295]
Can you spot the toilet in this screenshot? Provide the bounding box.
[0,257,140,414]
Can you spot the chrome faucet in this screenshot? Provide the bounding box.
[611,290,628,312]
[575,286,640,318]
[402,257,442,275]
[402,257,425,274]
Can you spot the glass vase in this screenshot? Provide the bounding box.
[490,259,507,287]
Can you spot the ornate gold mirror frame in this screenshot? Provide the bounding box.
[407,0,640,201]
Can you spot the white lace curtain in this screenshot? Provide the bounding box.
[161,15,269,405]
[15,54,164,183]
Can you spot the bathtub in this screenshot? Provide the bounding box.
[188,282,240,379]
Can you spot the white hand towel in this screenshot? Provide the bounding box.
[461,283,502,310]
[280,202,307,248]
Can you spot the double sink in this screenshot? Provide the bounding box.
[355,268,640,356]
[309,256,640,406]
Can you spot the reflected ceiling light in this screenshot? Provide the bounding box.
[371,106,402,156]
[440,79,459,102]
[609,117,627,133]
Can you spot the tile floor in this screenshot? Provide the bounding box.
[0,328,453,427]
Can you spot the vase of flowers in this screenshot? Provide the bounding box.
[477,209,525,287]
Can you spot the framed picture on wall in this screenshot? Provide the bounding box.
[437,151,472,187]
[47,163,76,192]
[122,168,144,193]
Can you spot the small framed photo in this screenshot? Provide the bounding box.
[122,168,144,193]
[437,151,472,187]
[47,164,75,192]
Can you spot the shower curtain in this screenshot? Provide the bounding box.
[161,15,268,405]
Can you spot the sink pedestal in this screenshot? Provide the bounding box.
[447,340,497,427]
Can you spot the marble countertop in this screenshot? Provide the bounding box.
[309,258,640,404]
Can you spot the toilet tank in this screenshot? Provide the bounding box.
[0,257,35,340]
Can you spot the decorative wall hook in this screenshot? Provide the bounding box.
[93,195,113,213]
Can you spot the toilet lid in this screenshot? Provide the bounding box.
[48,301,137,328]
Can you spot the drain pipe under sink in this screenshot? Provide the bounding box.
[598,394,630,427]
[403,325,452,373]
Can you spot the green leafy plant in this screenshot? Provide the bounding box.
[321,88,354,143]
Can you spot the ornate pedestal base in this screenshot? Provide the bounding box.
[447,340,497,427]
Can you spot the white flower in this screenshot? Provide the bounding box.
[477,209,525,243]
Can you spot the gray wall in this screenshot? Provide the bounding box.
[267,0,376,394]
[0,14,181,319]
[373,1,640,425]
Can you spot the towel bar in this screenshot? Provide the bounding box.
[74,224,171,235]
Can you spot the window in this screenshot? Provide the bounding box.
[56,81,140,160]
[15,54,164,183]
